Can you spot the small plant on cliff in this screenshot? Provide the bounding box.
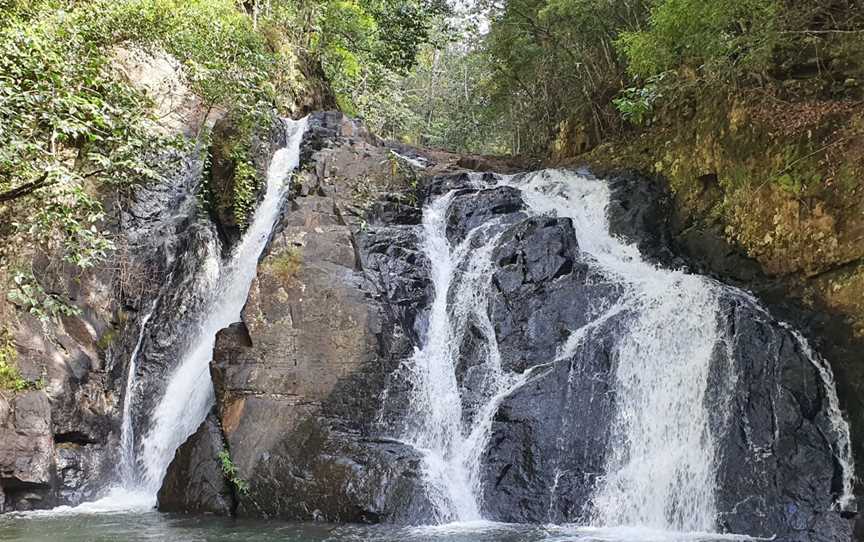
[613,80,664,126]
[229,146,260,229]
[0,327,27,392]
[218,449,250,495]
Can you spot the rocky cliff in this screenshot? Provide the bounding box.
[155,113,855,541]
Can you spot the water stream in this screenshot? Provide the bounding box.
[137,116,309,496]
[62,116,309,513]
[118,299,158,487]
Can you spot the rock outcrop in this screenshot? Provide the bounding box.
[157,412,235,515]
[198,113,434,523]
[0,391,54,510]
[158,113,853,542]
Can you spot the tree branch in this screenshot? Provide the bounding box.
[0,173,52,203]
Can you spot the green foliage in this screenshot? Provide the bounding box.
[230,149,259,229]
[358,37,504,153]
[467,0,646,156]
[613,78,665,126]
[218,449,249,495]
[6,270,81,323]
[0,0,310,299]
[0,327,27,392]
[0,1,168,269]
[268,247,303,286]
[617,0,779,79]
[306,0,451,112]
[98,0,283,111]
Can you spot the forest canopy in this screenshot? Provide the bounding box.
[358,0,863,156]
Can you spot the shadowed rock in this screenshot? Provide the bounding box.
[158,412,235,516]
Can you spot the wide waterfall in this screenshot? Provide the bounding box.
[400,169,855,533]
[116,116,310,501]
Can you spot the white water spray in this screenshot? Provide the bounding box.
[405,170,727,530]
[133,116,308,496]
[118,300,158,487]
[503,171,723,531]
[788,327,856,510]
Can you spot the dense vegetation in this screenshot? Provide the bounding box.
[362,0,863,156]
[0,0,443,327]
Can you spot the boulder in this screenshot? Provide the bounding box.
[0,391,54,509]
[158,412,235,516]
[200,161,433,522]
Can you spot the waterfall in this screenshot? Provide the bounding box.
[118,300,158,487]
[399,192,487,522]
[787,327,856,511]
[505,171,723,531]
[399,189,535,522]
[132,116,308,496]
[405,170,727,530]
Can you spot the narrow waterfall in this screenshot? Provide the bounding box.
[406,170,727,530]
[132,116,308,496]
[788,327,856,510]
[399,192,487,522]
[118,300,158,487]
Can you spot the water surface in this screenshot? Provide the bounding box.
[0,512,762,542]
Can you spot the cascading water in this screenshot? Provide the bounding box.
[118,300,158,487]
[403,168,854,533]
[402,170,726,528]
[506,171,724,531]
[788,327,856,510]
[119,116,309,499]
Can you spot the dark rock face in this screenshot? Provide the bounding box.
[157,412,235,515]
[0,392,54,510]
[711,295,850,542]
[0,136,219,511]
[159,112,437,522]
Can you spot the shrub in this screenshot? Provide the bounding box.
[268,247,303,286]
[0,327,27,392]
[613,79,664,126]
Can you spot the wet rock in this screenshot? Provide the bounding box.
[53,442,110,506]
[444,186,526,244]
[712,295,852,541]
[158,412,235,516]
[481,330,618,523]
[604,169,682,268]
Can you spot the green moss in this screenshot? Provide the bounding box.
[96,328,118,351]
